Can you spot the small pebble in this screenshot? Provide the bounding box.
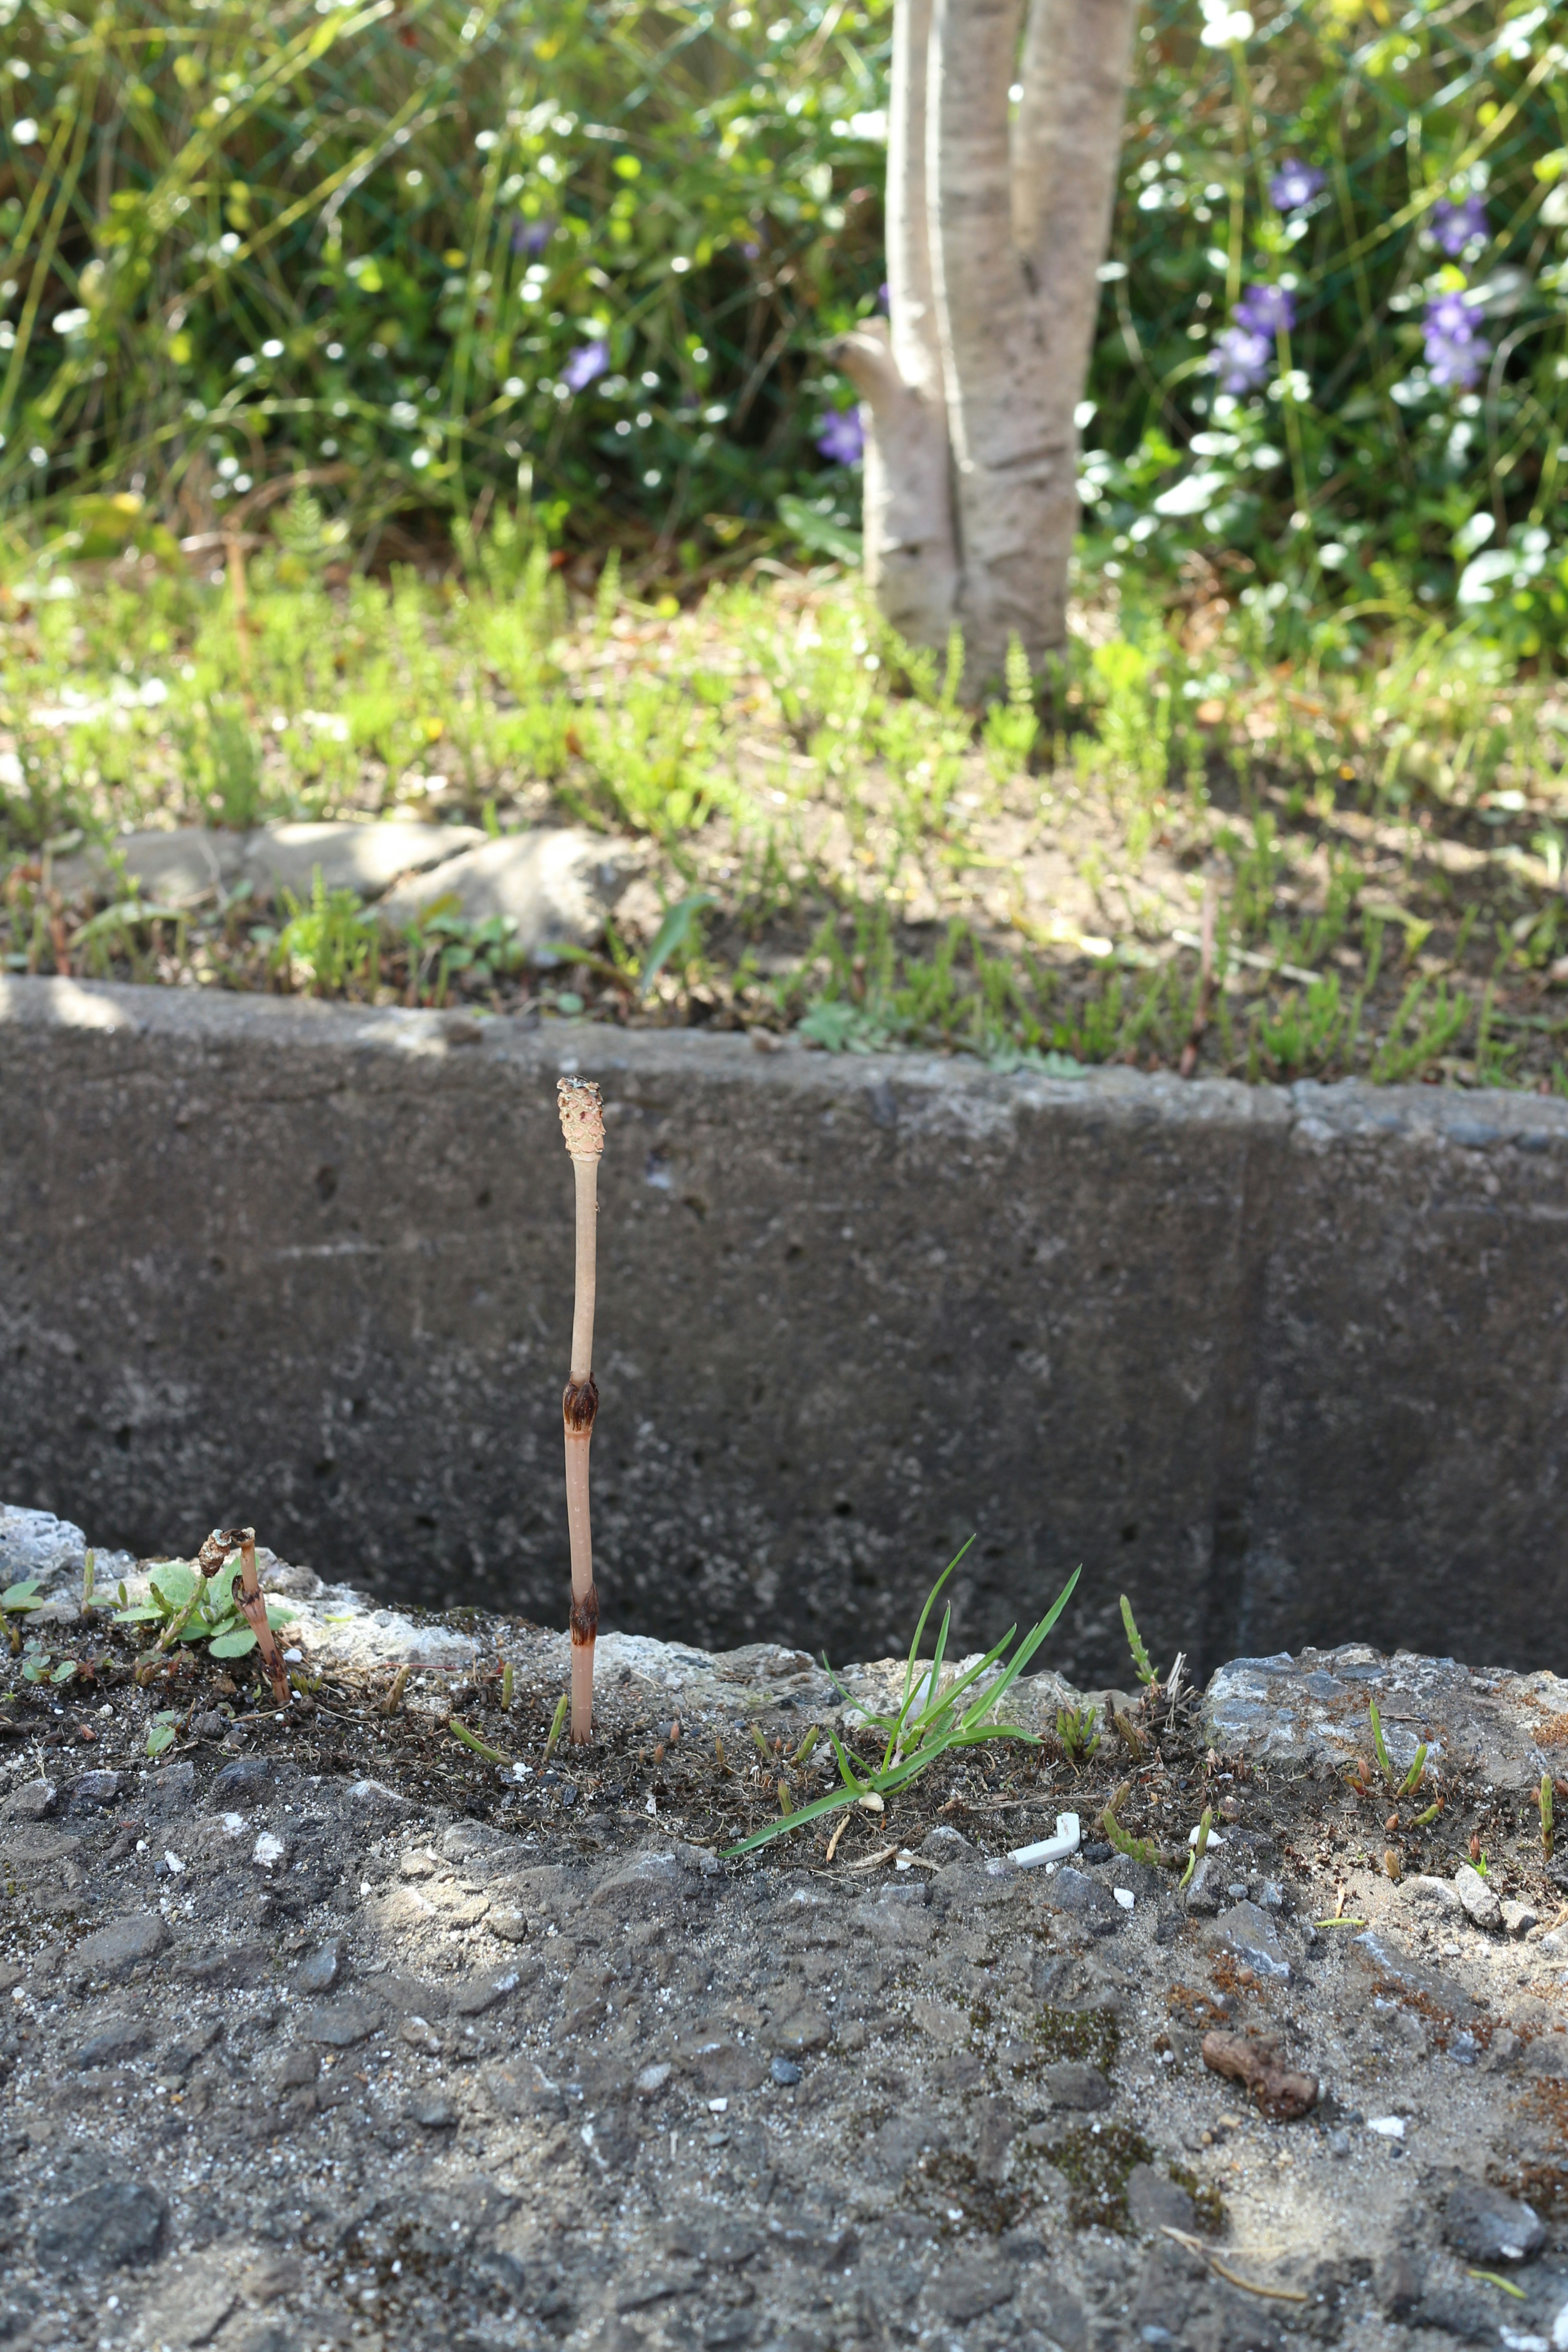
[770,2058,802,2086]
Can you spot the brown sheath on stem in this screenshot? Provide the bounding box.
[558,1077,605,1743]
[198,1523,290,1708]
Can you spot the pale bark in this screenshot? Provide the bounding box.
[929,0,1054,685]
[848,0,1137,691]
[838,0,957,648]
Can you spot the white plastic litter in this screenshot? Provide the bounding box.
[1367,2116,1406,2139]
[1008,1812,1080,1869]
[1187,1823,1228,1846]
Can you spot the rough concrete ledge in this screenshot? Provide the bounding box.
[4,975,1568,1681]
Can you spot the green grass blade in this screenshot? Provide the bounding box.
[721,1780,871,1856]
[900,1538,974,1712]
[961,1568,1082,1728]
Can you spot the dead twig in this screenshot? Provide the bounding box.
[1158,2227,1310,2304]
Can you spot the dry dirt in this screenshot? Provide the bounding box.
[4,1512,1568,2352]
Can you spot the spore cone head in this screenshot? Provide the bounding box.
[557,1074,604,1159]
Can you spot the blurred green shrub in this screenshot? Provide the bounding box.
[0,0,1561,645]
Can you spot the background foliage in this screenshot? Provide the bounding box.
[0,0,1563,647]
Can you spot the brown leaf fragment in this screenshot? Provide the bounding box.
[1201,2029,1319,2120]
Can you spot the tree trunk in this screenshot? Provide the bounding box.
[837,0,957,650]
[843,0,1138,692]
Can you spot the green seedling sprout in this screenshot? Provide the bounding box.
[791,1726,820,1767]
[1543,1773,1555,1864]
[82,1549,96,1616]
[1100,1782,1164,1869]
[1398,1743,1428,1797]
[557,1076,606,1744]
[1119,1595,1159,1686]
[1057,1701,1101,1767]
[1112,1708,1146,1762]
[1,1578,46,1654]
[450,1718,509,1766]
[382,1664,410,1715]
[544,1693,570,1759]
[750,1724,772,1763]
[722,1546,1081,1858]
[777,1779,793,1815]
[1369,1699,1393,1783]
[147,1708,181,1760]
[1414,1800,1441,1828]
[501,1659,514,1712]
[21,1639,76,1686]
[1180,1805,1213,1893]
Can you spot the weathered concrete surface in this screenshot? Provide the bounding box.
[3,977,1567,1681]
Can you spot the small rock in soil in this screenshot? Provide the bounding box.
[1126,2163,1199,2236]
[294,1935,345,1993]
[71,1910,168,1978]
[1042,2060,1113,2111]
[1442,2179,1546,2263]
[1453,1862,1503,1930]
[33,2182,165,2271]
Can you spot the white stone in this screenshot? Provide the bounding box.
[53,820,484,913]
[1404,1874,1465,1915]
[374,826,640,962]
[54,828,246,909]
[244,820,485,904]
[1454,1862,1503,1930]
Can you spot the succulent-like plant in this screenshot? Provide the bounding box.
[1057,1701,1101,1767]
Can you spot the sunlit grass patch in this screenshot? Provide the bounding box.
[4,540,1568,1090]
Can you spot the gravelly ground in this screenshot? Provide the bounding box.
[4,1509,1568,2352]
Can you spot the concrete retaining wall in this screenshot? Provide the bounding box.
[4,976,1566,1683]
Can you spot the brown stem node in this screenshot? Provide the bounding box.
[570,1584,599,1646]
[563,1374,600,1434]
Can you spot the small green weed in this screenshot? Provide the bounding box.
[1119,1594,1158,1686]
[1056,1702,1101,1768]
[722,1542,1081,1858]
[114,1559,292,1661]
[270,869,380,998]
[20,1639,77,1687]
[1,1579,47,1655]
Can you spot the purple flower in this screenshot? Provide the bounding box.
[1270,156,1324,211]
[1214,323,1274,393]
[877,281,889,312]
[1234,281,1296,336]
[512,216,553,257]
[815,410,864,466]
[1432,194,1488,257]
[1423,290,1489,389]
[562,339,610,392]
[1212,283,1295,392]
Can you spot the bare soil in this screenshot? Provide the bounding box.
[4,1571,1568,2352]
